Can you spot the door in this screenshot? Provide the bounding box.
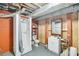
[0,17,13,52]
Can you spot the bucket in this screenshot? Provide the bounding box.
[69,47,77,56]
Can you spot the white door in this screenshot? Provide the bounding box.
[20,19,32,55]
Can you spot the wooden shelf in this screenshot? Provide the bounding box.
[48,30,52,31]
[32,20,38,39]
[32,28,38,29]
[51,34,61,36]
[62,30,67,32]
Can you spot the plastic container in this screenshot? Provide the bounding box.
[69,47,77,56]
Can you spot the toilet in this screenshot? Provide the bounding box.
[32,35,39,47]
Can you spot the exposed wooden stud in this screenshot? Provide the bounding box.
[24,3,38,9]
[31,3,41,8]
[20,3,33,11]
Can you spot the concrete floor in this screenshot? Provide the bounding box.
[1,45,58,56]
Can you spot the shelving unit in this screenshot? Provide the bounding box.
[32,20,38,39]
[61,18,68,53]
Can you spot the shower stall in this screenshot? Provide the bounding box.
[13,13,32,56]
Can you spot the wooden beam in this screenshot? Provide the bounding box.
[8,3,20,10]
[20,3,34,11]
[31,3,41,8]
[22,3,34,9]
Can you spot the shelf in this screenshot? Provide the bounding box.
[48,30,52,31]
[51,34,61,36]
[62,30,67,32]
[32,28,38,29]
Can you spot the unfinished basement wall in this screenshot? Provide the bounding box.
[37,12,79,53]
[37,4,79,54]
[38,16,63,44]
